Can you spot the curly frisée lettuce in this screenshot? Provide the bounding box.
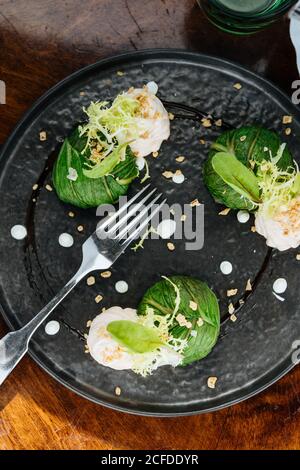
[53,127,138,208]
[79,83,170,159]
[254,152,300,250]
[203,126,294,211]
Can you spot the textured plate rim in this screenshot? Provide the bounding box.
[0,48,298,417]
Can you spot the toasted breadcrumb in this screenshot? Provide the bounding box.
[228,303,235,314]
[189,300,198,311]
[87,276,96,286]
[233,82,242,90]
[190,199,201,207]
[101,271,112,278]
[227,288,238,297]
[219,208,231,216]
[162,171,173,179]
[207,376,218,389]
[282,115,292,124]
[167,242,175,251]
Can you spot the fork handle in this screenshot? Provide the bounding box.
[0,264,88,386]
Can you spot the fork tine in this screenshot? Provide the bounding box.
[106,187,157,234]
[97,184,151,231]
[115,193,163,240]
[121,198,167,249]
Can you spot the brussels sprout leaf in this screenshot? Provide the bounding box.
[107,320,165,354]
[212,152,261,203]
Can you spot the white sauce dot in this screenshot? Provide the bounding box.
[136,157,145,171]
[11,225,27,240]
[58,233,74,248]
[45,320,60,336]
[237,210,250,223]
[273,278,287,294]
[157,219,177,239]
[220,261,233,275]
[172,173,185,184]
[146,81,158,95]
[115,280,129,294]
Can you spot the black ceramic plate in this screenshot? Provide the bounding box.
[1,50,300,416]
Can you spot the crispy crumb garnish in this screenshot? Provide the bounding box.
[230,313,237,322]
[218,207,231,216]
[201,117,212,128]
[86,320,92,328]
[207,376,218,389]
[240,135,246,142]
[167,242,175,251]
[115,386,122,396]
[168,112,175,120]
[176,155,185,163]
[285,127,292,136]
[189,300,198,311]
[181,214,187,222]
[39,131,47,141]
[296,254,300,261]
[199,138,206,145]
[174,169,182,176]
[282,115,292,124]
[228,303,235,314]
[190,199,200,207]
[162,170,173,179]
[215,119,222,127]
[233,82,242,90]
[245,279,252,291]
[116,71,124,76]
[68,211,75,218]
[152,151,159,158]
[95,294,103,304]
[176,313,192,329]
[197,318,204,327]
[87,276,96,286]
[251,225,256,232]
[45,184,53,192]
[101,271,112,278]
[32,184,38,191]
[227,288,238,297]
[77,225,84,233]
[79,91,86,96]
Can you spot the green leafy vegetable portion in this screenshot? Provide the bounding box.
[138,275,220,366]
[107,320,165,354]
[52,127,138,208]
[203,126,294,210]
[212,152,260,203]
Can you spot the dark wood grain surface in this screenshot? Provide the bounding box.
[0,0,300,450]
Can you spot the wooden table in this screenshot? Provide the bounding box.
[0,0,300,451]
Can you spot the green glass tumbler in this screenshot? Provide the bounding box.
[198,0,298,35]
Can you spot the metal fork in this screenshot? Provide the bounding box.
[0,185,165,386]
